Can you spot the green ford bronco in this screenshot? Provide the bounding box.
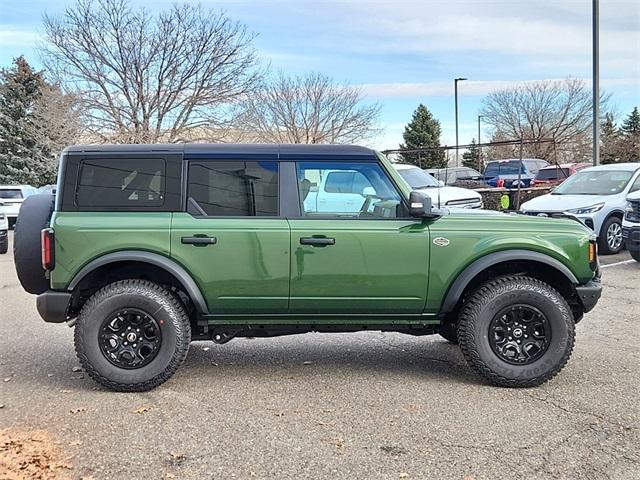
[14,144,602,391]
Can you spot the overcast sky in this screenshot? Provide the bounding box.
[1,0,638,149]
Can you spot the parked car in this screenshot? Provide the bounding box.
[622,190,640,262]
[0,212,8,254]
[393,164,483,209]
[484,159,549,188]
[0,185,38,228]
[427,167,486,188]
[532,163,591,187]
[520,163,640,254]
[38,184,57,194]
[14,144,601,391]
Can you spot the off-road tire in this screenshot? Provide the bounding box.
[13,193,54,294]
[438,322,459,344]
[74,280,191,392]
[629,246,640,262]
[458,275,574,388]
[599,216,623,255]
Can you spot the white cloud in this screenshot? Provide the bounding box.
[360,77,640,98]
[0,27,39,48]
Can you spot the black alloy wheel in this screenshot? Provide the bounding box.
[99,309,162,369]
[488,304,551,365]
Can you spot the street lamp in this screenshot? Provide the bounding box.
[454,77,467,167]
[477,115,484,171]
[592,0,600,165]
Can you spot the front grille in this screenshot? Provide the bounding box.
[626,200,640,223]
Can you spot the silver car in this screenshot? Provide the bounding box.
[520,163,640,254]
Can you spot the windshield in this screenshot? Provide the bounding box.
[0,189,22,199]
[536,167,570,180]
[396,167,440,188]
[552,170,634,195]
[485,161,525,176]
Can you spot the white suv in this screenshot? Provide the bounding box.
[0,185,38,228]
[393,164,483,209]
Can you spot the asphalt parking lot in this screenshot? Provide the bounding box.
[1,232,639,480]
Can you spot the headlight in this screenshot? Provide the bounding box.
[625,202,633,215]
[566,203,605,215]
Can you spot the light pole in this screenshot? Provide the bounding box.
[592,0,600,165]
[477,115,484,171]
[454,77,467,167]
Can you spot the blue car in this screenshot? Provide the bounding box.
[483,159,549,188]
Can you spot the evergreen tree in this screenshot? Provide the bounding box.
[600,113,621,164]
[619,107,640,162]
[462,138,481,170]
[399,104,446,168]
[0,57,63,186]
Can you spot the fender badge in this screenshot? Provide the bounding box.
[433,237,450,247]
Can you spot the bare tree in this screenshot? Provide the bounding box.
[40,0,260,143]
[480,78,605,162]
[27,84,81,156]
[238,72,381,144]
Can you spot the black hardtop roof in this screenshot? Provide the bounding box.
[63,143,378,160]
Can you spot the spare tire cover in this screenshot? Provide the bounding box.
[14,193,54,294]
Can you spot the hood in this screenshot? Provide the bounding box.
[520,193,620,212]
[416,186,481,208]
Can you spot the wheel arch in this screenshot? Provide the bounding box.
[440,250,579,315]
[68,251,208,314]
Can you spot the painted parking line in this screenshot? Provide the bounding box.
[601,259,637,268]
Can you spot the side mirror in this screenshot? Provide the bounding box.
[361,186,376,197]
[409,190,434,217]
[438,180,445,187]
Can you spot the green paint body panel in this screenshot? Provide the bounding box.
[288,219,429,313]
[170,214,290,314]
[50,212,172,290]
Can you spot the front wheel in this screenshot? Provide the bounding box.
[628,244,640,262]
[599,217,624,255]
[458,276,574,388]
[74,280,191,392]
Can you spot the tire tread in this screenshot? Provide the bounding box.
[458,275,574,388]
[74,279,191,392]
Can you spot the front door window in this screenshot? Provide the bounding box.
[297,162,403,218]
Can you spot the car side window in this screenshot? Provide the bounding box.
[297,162,402,218]
[76,158,165,208]
[629,174,640,193]
[187,161,278,217]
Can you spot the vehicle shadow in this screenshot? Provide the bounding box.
[175,332,480,387]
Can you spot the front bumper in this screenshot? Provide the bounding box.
[622,225,640,250]
[36,291,72,323]
[575,278,602,313]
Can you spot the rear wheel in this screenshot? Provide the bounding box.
[0,234,7,254]
[599,216,623,255]
[458,276,574,388]
[74,280,191,392]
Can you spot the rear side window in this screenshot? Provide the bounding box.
[187,161,278,217]
[536,168,570,180]
[76,158,165,208]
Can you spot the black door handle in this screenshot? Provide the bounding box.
[300,236,335,246]
[181,235,217,246]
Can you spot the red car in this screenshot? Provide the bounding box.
[532,163,591,186]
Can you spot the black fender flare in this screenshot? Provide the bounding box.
[68,251,209,314]
[440,249,578,314]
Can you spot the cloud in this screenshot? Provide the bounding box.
[360,77,640,98]
[0,27,39,48]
